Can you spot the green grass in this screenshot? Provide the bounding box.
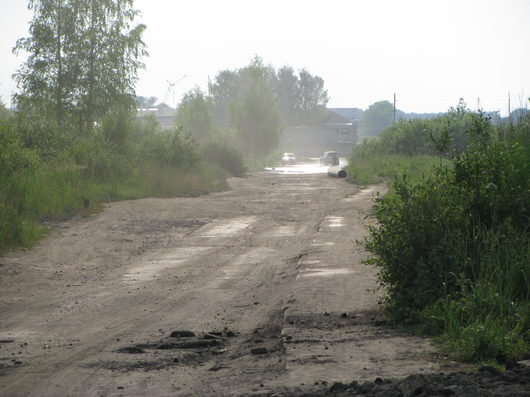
[346,153,448,186]
[0,162,227,253]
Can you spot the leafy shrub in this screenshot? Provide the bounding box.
[353,100,478,159]
[0,111,226,253]
[201,141,247,177]
[136,125,200,169]
[364,112,530,361]
[0,121,42,250]
[71,133,133,182]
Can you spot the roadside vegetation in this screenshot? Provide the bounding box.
[349,101,530,365]
[0,1,237,252]
[2,1,334,253]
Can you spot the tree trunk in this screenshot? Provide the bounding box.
[55,0,64,127]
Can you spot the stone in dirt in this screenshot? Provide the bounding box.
[116,346,145,354]
[250,347,269,355]
[157,340,219,350]
[169,330,195,338]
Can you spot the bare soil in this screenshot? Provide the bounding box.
[0,168,526,396]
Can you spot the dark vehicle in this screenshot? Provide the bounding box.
[320,151,339,166]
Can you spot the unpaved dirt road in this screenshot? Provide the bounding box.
[0,164,467,396]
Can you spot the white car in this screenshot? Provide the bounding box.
[282,153,296,165]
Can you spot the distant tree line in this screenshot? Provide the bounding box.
[169,56,330,164]
[356,99,524,138]
[208,61,329,127]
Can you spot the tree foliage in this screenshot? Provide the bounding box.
[175,87,214,144]
[230,57,282,163]
[135,95,157,108]
[208,69,240,124]
[296,69,329,125]
[0,100,11,121]
[209,61,328,127]
[359,100,403,137]
[362,111,530,362]
[13,0,147,130]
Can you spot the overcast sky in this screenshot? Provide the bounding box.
[1,0,529,115]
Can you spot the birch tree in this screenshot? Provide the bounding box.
[13,0,147,130]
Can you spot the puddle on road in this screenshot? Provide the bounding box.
[264,159,348,175]
[297,268,355,279]
[123,247,212,283]
[264,163,328,175]
[199,216,258,238]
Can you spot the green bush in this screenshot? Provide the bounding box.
[200,141,247,177]
[353,100,477,159]
[0,112,229,253]
[364,112,530,362]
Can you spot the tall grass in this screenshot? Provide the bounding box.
[347,153,447,186]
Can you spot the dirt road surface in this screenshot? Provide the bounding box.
[1,164,468,396]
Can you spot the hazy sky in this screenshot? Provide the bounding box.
[1,0,529,115]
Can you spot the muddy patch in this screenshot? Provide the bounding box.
[258,363,530,397]
[92,329,238,372]
[231,309,286,364]
[0,358,25,375]
[284,311,386,331]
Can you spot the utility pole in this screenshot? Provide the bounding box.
[393,93,396,123]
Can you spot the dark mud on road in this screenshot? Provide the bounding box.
[247,363,530,397]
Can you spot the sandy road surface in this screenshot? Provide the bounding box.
[0,164,466,396]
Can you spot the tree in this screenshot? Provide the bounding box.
[13,0,147,130]
[271,65,299,126]
[359,100,404,137]
[230,57,282,163]
[210,61,329,128]
[175,87,214,144]
[135,95,158,108]
[208,69,241,124]
[0,100,11,121]
[297,69,329,125]
[13,0,79,126]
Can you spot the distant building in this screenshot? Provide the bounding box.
[136,104,177,129]
[280,108,358,157]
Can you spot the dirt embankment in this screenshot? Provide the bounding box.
[1,168,527,396]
